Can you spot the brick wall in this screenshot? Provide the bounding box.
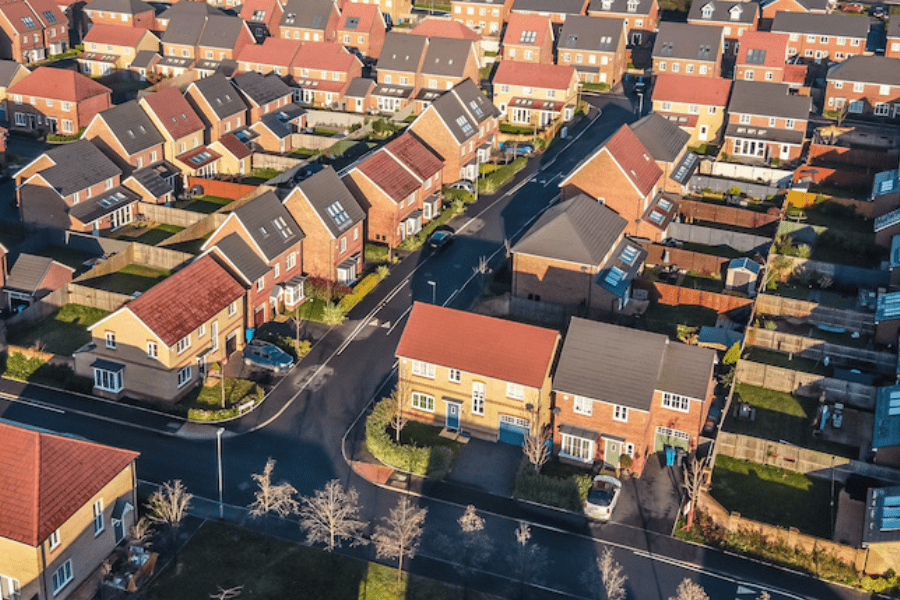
[809,143,899,171]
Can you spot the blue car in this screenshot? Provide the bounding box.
[243,340,294,373]
[499,142,534,156]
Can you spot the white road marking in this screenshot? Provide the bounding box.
[0,393,65,414]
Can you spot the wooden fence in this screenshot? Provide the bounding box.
[138,203,207,229]
[653,282,754,313]
[747,327,896,374]
[754,294,875,334]
[678,199,780,230]
[186,177,257,200]
[643,244,730,276]
[734,360,876,408]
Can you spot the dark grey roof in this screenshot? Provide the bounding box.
[652,22,723,61]
[345,77,375,98]
[158,1,224,21]
[97,100,164,156]
[372,83,414,98]
[587,0,654,16]
[596,238,647,297]
[771,12,869,38]
[657,341,717,401]
[279,0,333,29]
[725,122,806,145]
[128,161,177,198]
[5,254,56,293]
[130,50,158,69]
[687,0,757,24]
[0,60,25,88]
[199,15,247,49]
[512,0,587,15]
[84,0,153,14]
[377,33,428,74]
[211,232,270,284]
[421,37,474,78]
[294,166,365,238]
[68,186,140,224]
[728,80,811,119]
[863,486,900,545]
[162,14,206,46]
[190,73,247,119]
[422,78,498,144]
[155,56,195,68]
[231,71,292,106]
[630,113,689,163]
[233,190,304,262]
[18,185,70,230]
[195,59,237,77]
[257,112,292,138]
[888,18,900,39]
[512,194,626,266]
[37,140,122,198]
[827,55,900,87]
[559,15,624,52]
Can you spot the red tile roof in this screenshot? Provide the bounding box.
[735,30,789,69]
[493,61,576,90]
[126,255,244,346]
[237,36,301,67]
[383,132,442,181]
[140,86,205,140]
[216,133,251,159]
[651,74,732,107]
[355,146,421,201]
[8,66,110,102]
[0,0,65,33]
[604,124,663,197]
[502,13,551,47]
[84,23,151,47]
[338,2,380,33]
[410,17,481,41]
[783,63,807,84]
[396,302,559,388]
[0,422,138,547]
[291,40,358,73]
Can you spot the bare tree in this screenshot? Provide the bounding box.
[372,496,427,585]
[681,454,707,531]
[596,546,627,600]
[522,430,550,474]
[668,579,709,600]
[248,458,300,531]
[388,381,410,443]
[127,516,153,548]
[145,480,193,554]
[210,586,243,600]
[757,592,771,600]
[456,505,493,597]
[299,479,368,552]
[509,522,547,600]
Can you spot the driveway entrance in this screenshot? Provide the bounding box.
[447,438,522,496]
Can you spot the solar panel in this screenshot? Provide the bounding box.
[885,494,900,506]
[345,16,359,29]
[884,506,900,518]
[21,16,35,28]
[42,10,57,22]
[312,15,323,28]
[875,208,900,232]
[566,34,578,47]
[620,245,638,265]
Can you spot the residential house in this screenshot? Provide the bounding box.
[371,32,426,111]
[240,0,284,42]
[760,0,832,30]
[184,73,249,144]
[734,30,807,86]
[511,193,647,313]
[556,15,627,85]
[160,14,206,60]
[862,485,900,574]
[344,76,375,112]
[552,317,717,474]
[208,133,252,176]
[289,41,364,108]
[7,66,110,135]
[342,131,443,247]
[336,2,386,59]
[0,422,139,600]
[509,0,589,26]
[78,24,159,75]
[408,77,499,183]
[82,100,166,173]
[202,191,306,325]
[687,0,758,55]
[196,15,255,62]
[501,13,554,64]
[0,0,68,63]
[231,71,303,152]
[236,36,301,76]
[416,36,480,111]
[887,18,900,59]
[724,80,811,163]
[771,12,867,62]
[279,0,339,43]
[652,22,724,78]
[492,61,579,127]
[410,17,482,44]
[450,0,512,35]
[825,56,900,119]
[0,59,29,122]
[122,160,179,205]
[283,165,366,284]
[83,0,155,29]
[650,73,731,146]
[872,386,900,467]
[154,1,224,33]
[75,255,246,402]
[630,112,697,194]
[2,253,73,310]
[586,0,658,46]
[16,139,140,234]
[395,302,561,444]
[138,87,212,176]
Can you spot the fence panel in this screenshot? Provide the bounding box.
[678,199,780,229]
[667,223,771,253]
[654,282,754,313]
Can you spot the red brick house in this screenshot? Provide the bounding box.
[724,80,811,164]
[184,73,249,144]
[283,166,366,284]
[510,0,589,26]
[0,0,68,63]
[771,12,867,63]
[2,253,73,310]
[552,317,717,474]
[687,0,758,55]
[410,17,481,44]
[82,99,165,172]
[289,40,363,107]
[7,66,111,135]
[825,56,900,120]
[556,15,627,86]
[236,36,301,76]
[501,13,554,64]
[336,2,385,59]
[279,0,339,43]
[650,73,731,146]
[652,22,724,78]
[79,24,160,76]
[587,0,658,46]
[138,86,211,175]
[371,32,426,112]
[240,0,284,42]
[83,0,156,29]
[450,0,513,36]
[342,132,444,248]
[734,30,807,86]
[760,0,831,30]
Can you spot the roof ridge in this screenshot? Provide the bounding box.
[32,429,40,546]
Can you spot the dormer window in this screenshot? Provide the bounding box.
[601,0,612,9]
[701,3,713,18]
[729,4,742,19]
[626,0,638,11]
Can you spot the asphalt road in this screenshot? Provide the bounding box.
[0,94,871,600]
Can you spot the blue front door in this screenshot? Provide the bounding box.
[446,402,460,430]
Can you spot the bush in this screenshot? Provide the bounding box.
[47,127,85,143]
[499,122,535,135]
[581,82,610,92]
[723,342,741,366]
[514,466,591,512]
[338,272,382,312]
[478,157,526,194]
[364,243,391,263]
[441,186,475,204]
[365,397,432,475]
[321,301,346,325]
[1,352,92,393]
[376,265,390,279]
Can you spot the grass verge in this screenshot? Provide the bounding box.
[177,378,263,421]
[7,304,109,356]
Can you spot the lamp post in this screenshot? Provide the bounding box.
[427,280,436,304]
[216,427,225,519]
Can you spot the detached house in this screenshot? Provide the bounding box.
[283,166,366,284]
[552,317,717,474]
[630,112,697,194]
[0,59,29,121]
[372,32,426,112]
[724,80,811,164]
[734,30,807,86]
[450,0,512,35]
[83,0,155,29]
[586,0,658,46]
[184,73,249,144]
[501,13,554,64]
[687,0,758,55]
[0,422,139,600]
[279,0,339,43]
[138,87,212,176]
[396,302,561,445]
[336,2,386,59]
[556,15,627,86]
[492,61,579,127]
[79,24,159,75]
[240,0,284,42]
[509,0,589,26]
[343,132,443,247]
[652,22,724,78]
[0,0,68,63]
[7,66,111,135]
[76,256,246,402]
[650,73,731,146]
[771,12,867,63]
[825,56,900,120]
[416,36,480,110]
[82,99,165,173]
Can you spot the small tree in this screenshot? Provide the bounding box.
[510,522,547,600]
[617,454,633,478]
[597,546,627,600]
[681,454,708,531]
[322,301,346,325]
[127,516,153,548]
[456,506,493,596]
[145,480,193,554]
[372,496,427,585]
[299,479,368,552]
[722,342,741,366]
[210,586,243,600]
[248,458,299,531]
[388,381,410,443]
[669,579,709,600]
[522,429,550,474]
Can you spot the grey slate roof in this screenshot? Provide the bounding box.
[233,190,304,262]
[511,194,626,266]
[421,38,474,78]
[558,15,625,52]
[5,254,57,293]
[587,0,655,16]
[158,1,224,21]
[198,15,248,49]
[130,50,158,69]
[827,55,900,87]
[771,12,869,38]
[190,73,248,119]
[0,60,25,88]
[96,100,164,156]
[212,232,270,284]
[69,185,140,224]
[630,112,689,163]
[725,122,805,145]
[231,71,292,106]
[37,140,122,198]
[728,80,811,119]
[128,161,177,198]
[377,33,428,74]
[85,0,153,14]
[888,18,900,39]
[687,0,757,24]
[162,15,206,46]
[293,166,365,238]
[345,77,375,98]
[653,22,723,61]
[280,0,334,29]
[423,78,498,145]
[512,0,587,15]
[553,317,715,411]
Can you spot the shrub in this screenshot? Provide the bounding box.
[478,157,526,194]
[365,397,431,475]
[364,243,391,263]
[47,127,86,143]
[441,186,475,204]
[723,342,741,366]
[376,265,390,279]
[321,302,346,325]
[338,273,382,312]
[4,352,45,381]
[499,122,535,135]
[514,466,591,512]
[1,352,92,393]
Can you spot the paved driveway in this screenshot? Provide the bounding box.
[447,437,523,497]
[610,451,684,534]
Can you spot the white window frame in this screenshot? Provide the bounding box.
[147,341,158,358]
[560,433,593,462]
[661,391,691,412]
[177,365,192,388]
[105,331,116,349]
[49,529,60,550]
[739,113,750,124]
[573,395,592,416]
[448,368,461,383]
[93,499,104,535]
[411,391,434,412]
[93,367,122,393]
[506,382,524,399]
[613,405,628,422]
[472,381,485,415]
[411,360,436,378]
[228,301,237,316]
[52,560,73,595]
[176,335,191,354]
[286,252,297,270]
[0,575,21,600]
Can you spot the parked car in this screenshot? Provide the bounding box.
[243,340,294,373]
[427,226,456,251]
[584,475,622,521]
[449,180,474,193]
[872,4,886,17]
[499,142,534,156]
[703,399,724,434]
[842,2,865,13]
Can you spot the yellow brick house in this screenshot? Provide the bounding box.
[491,61,579,128]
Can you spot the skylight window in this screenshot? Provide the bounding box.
[344,16,359,29]
[43,10,57,22]
[188,152,212,165]
[604,267,625,287]
[469,100,483,117]
[456,115,473,135]
[285,12,296,23]
[620,245,639,265]
[127,130,135,138]
[326,201,351,229]
[312,15,323,28]
[519,30,537,44]
[657,197,672,211]
[259,225,269,237]
[648,210,664,224]
[21,16,35,28]
[273,216,293,239]
[566,34,578,47]
[251,10,265,21]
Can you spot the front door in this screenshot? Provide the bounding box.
[698,125,708,141]
[225,332,237,355]
[631,32,642,45]
[198,355,207,379]
[780,144,791,160]
[604,438,622,468]
[446,402,460,430]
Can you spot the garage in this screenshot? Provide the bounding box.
[653,426,690,453]
[498,415,529,445]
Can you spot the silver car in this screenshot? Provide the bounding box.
[583,475,622,521]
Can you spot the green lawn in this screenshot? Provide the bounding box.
[399,420,464,474]
[241,168,282,185]
[177,378,262,421]
[79,264,170,295]
[743,348,832,376]
[33,246,100,275]
[682,274,725,293]
[182,195,233,214]
[290,298,327,322]
[145,521,496,600]
[7,304,109,356]
[164,233,212,255]
[120,224,185,245]
[709,455,838,539]
[637,302,719,339]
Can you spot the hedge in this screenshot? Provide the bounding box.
[441,186,475,204]
[338,272,382,312]
[478,157,526,194]
[365,397,431,475]
[499,122,535,135]
[397,199,464,251]
[514,466,591,512]
[2,352,92,393]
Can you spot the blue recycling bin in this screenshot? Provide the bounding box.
[665,445,676,467]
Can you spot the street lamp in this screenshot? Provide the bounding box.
[216,427,225,519]
[427,280,436,304]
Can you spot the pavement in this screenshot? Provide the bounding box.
[446,438,522,497]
